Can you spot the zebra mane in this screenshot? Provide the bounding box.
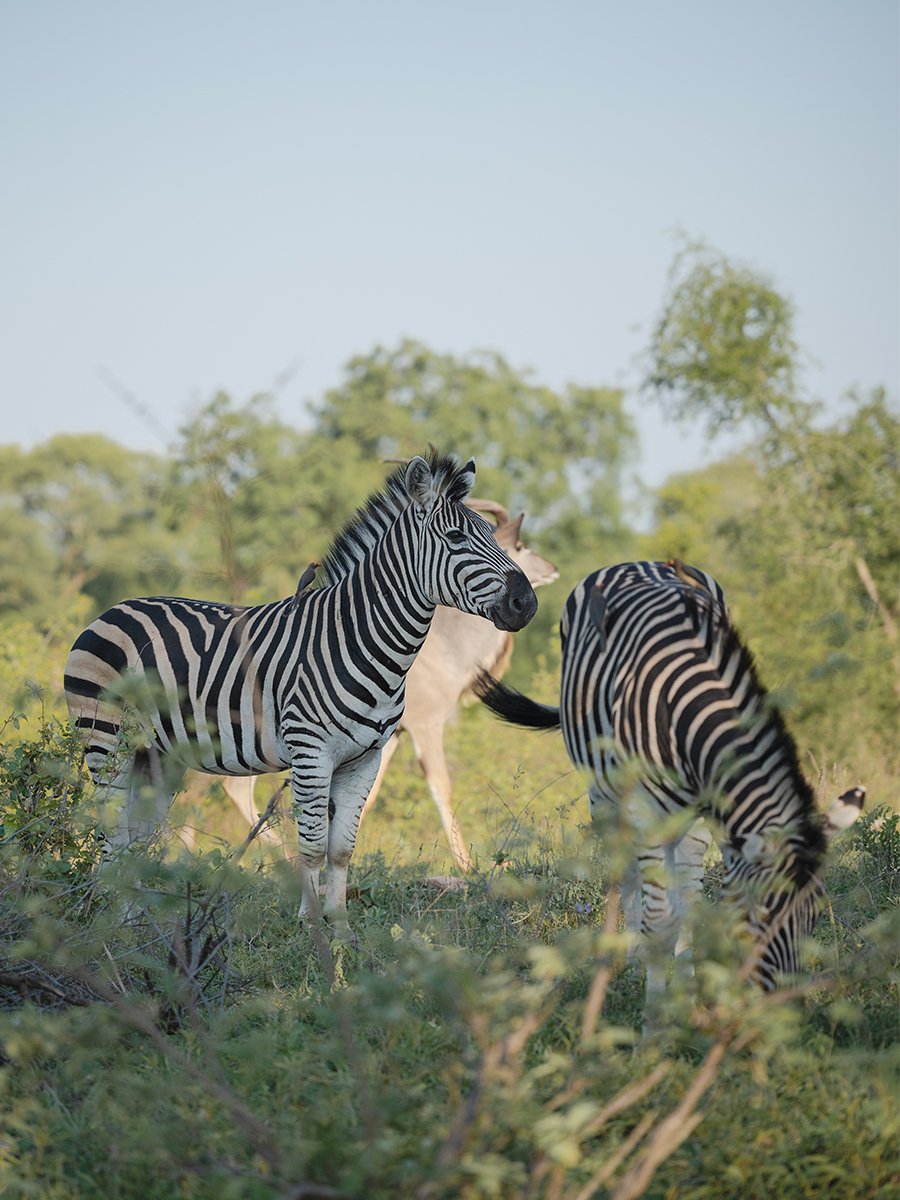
[319,450,473,587]
[706,614,827,883]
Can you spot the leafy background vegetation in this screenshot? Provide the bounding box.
[0,243,896,1197]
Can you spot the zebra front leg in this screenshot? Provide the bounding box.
[670,820,712,971]
[323,750,384,944]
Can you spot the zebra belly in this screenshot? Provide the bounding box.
[138,710,391,780]
[278,717,397,776]
[147,727,289,778]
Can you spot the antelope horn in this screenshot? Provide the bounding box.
[466,498,511,525]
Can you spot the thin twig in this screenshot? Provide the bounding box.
[72,964,284,1175]
[0,968,91,1006]
[580,887,622,1048]
[855,556,897,642]
[298,876,381,1154]
[580,1062,671,1142]
[233,780,290,865]
[417,1052,485,1196]
[608,1030,733,1200]
[571,1109,658,1200]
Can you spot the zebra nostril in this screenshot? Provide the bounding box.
[498,571,537,630]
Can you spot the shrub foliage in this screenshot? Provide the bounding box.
[0,717,896,1200]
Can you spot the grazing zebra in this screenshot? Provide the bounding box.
[65,452,538,940]
[477,560,864,997]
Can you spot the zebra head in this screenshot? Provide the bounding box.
[404,454,538,632]
[729,785,866,989]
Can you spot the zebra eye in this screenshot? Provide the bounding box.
[445,529,468,547]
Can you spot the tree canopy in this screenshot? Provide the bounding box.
[2,258,895,777]
[640,239,898,774]
[313,338,636,556]
[643,237,808,439]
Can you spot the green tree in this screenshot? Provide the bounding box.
[642,407,898,773]
[313,338,637,571]
[647,453,760,574]
[0,435,174,622]
[644,236,808,439]
[309,339,639,669]
[641,239,899,777]
[794,389,898,602]
[164,392,323,604]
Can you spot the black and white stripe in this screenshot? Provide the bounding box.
[65,452,537,937]
[478,560,863,994]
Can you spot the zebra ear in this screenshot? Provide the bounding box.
[824,786,865,839]
[456,458,476,501]
[405,456,438,514]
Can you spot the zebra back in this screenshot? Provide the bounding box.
[561,562,821,846]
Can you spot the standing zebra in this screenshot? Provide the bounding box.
[477,560,864,997]
[65,452,538,940]
[214,499,558,870]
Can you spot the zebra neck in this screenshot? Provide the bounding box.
[692,643,824,882]
[334,525,437,674]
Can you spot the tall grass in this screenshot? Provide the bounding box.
[0,709,896,1200]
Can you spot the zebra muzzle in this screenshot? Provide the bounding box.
[490,570,538,632]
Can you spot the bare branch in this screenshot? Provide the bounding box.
[572,1109,658,1200]
[580,888,622,1047]
[855,556,898,642]
[608,1032,732,1200]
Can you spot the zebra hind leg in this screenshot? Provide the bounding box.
[119,748,181,848]
[88,749,181,919]
[635,825,712,1031]
[619,856,645,962]
[636,845,681,1005]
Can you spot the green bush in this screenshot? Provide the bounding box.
[0,718,896,1200]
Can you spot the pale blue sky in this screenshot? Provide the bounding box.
[2,1,897,488]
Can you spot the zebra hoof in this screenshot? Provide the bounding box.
[328,917,359,950]
[332,931,359,952]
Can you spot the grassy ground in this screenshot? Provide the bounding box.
[0,706,896,1199]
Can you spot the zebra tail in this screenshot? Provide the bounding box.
[474,672,561,730]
